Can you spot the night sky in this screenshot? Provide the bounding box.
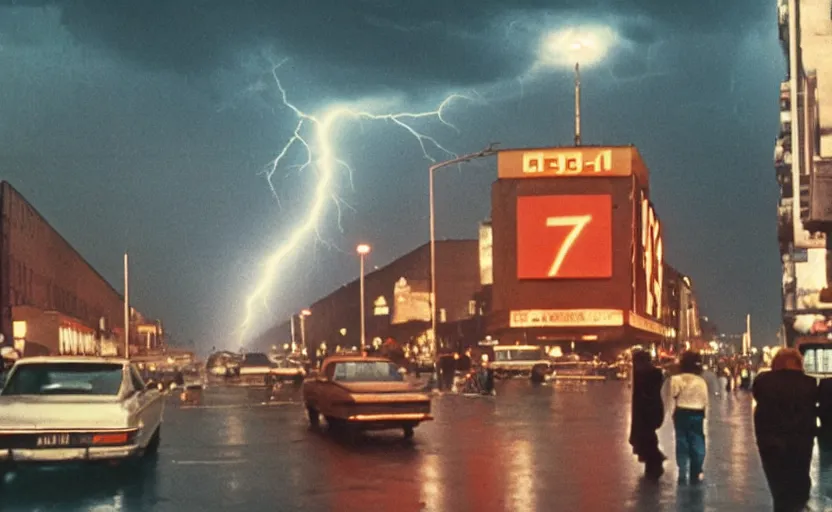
[0,1,784,350]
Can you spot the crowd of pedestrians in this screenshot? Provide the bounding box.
[630,347,823,512]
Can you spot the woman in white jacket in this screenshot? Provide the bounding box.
[669,351,709,484]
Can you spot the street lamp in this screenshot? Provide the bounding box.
[299,309,311,355]
[429,144,499,357]
[356,243,371,354]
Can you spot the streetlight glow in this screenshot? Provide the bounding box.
[537,25,618,68]
[356,243,371,353]
[301,309,311,317]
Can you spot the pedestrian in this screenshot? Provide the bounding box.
[723,365,733,393]
[740,364,752,391]
[629,350,666,479]
[669,350,708,484]
[753,348,818,512]
[437,352,456,391]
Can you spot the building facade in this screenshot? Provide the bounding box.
[776,0,832,347]
[485,146,668,357]
[0,182,160,356]
[661,264,703,352]
[257,146,707,360]
[258,241,480,357]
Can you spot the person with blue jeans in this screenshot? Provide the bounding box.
[670,351,709,484]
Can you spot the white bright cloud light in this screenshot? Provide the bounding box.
[536,25,620,69]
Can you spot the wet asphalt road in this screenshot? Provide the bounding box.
[3,379,832,512]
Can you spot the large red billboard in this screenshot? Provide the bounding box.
[516,194,612,279]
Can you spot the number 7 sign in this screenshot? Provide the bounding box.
[516,195,613,279]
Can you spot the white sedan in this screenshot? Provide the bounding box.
[0,356,164,469]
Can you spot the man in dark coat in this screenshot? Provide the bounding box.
[437,352,457,391]
[629,350,666,479]
[753,348,818,512]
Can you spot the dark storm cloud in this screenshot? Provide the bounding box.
[3,0,769,86]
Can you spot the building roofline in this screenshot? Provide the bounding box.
[1,181,126,303]
[308,238,476,309]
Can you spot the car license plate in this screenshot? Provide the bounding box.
[36,434,71,447]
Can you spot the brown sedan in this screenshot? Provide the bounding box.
[302,356,432,439]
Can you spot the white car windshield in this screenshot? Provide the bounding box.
[332,361,403,382]
[2,363,123,396]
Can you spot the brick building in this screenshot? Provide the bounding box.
[0,182,159,356]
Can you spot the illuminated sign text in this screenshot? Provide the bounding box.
[641,196,663,319]
[510,309,624,328]
[523,149,613,176]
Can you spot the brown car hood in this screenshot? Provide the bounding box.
[334,381,419,394]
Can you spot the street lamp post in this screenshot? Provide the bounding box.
[574,62,581,146]
[429,145,499,357]
[123,252,130,359]
[356,244,371,354]
[300,309,311,355]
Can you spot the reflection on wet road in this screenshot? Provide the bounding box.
[2,380,827,511]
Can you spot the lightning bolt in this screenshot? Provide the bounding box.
[238,61,469,344]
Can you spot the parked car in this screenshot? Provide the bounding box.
[302,356,432,439]
[237,352,306,386]
[490,345,551,378]
[206,351,243,378]
[0,356,164,472]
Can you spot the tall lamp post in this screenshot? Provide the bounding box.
[123,252,130,359]
[429,144,499,357]
[356,244,371,354]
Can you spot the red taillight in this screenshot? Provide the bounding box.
[92,433,130,445]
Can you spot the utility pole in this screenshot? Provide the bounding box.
[574,62,582,146]
[123,252,130,359]
[357,244,371,354]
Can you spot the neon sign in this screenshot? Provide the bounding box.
[522,149,613,176]
[641,197,663,319]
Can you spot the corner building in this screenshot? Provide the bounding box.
[258,147,705,359]
[487,146,668,357]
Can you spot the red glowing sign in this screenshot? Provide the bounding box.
[516,195,613,279]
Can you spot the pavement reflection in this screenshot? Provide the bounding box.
[0,380,800,511]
